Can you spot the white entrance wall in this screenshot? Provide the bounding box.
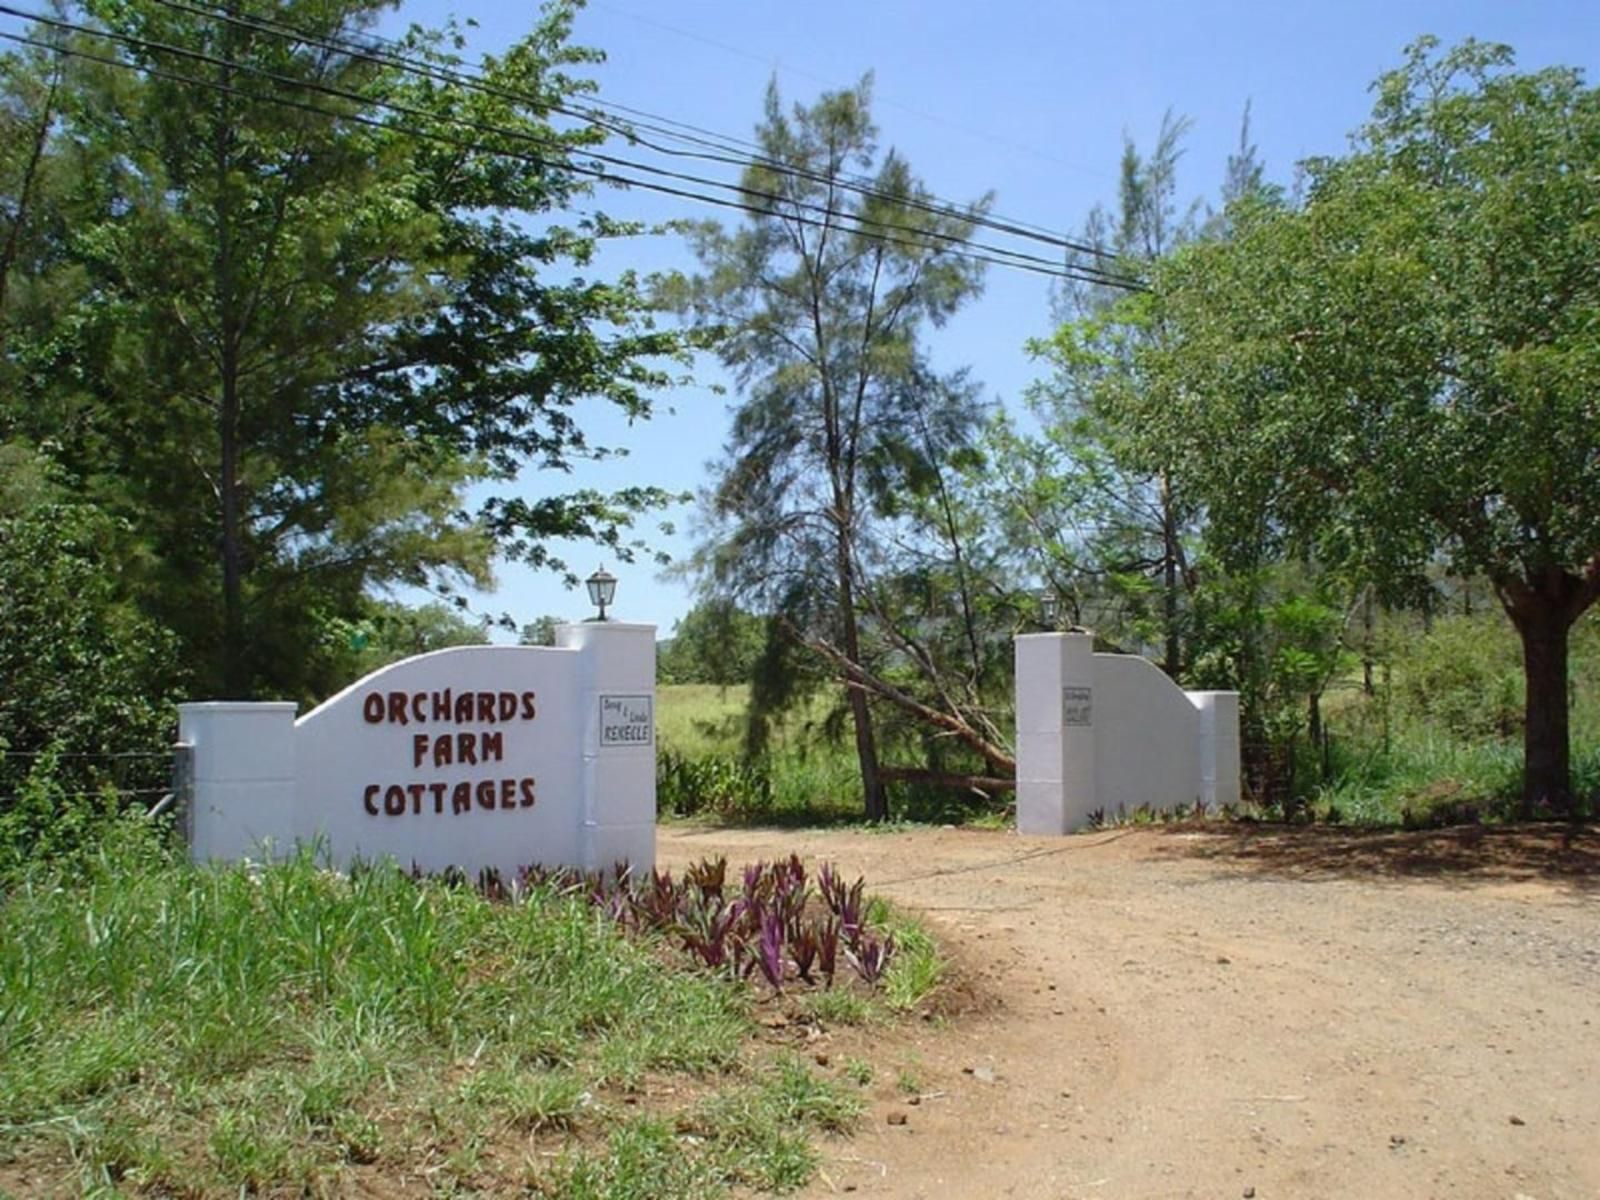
[1015,632,1240,834]
[179,621,655,877]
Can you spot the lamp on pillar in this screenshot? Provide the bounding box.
[1039,588,1060,631]
[586,566,617,621]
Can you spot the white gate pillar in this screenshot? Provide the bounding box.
[178,701,297,861]
[1014,633,1241,833]
[558,621,657,873]
[1015,633,1097,834]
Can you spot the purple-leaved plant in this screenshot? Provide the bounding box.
[790,922,819,983]
[846,932,895,984]
[686,856,727,902]
[817,917,840,987]
[756,910,786,991]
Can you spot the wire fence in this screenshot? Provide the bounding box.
[0,748,178,814]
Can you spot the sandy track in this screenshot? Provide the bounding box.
[660,823,1600,1200]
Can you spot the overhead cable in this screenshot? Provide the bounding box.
[0,9,1144,290]
[136,0,1144,286]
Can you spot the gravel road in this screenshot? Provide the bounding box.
[660,822,1600,1200]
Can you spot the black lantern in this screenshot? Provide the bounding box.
[586,566,617,621]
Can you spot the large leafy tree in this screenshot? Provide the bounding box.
[673,78,991,819]
[1142,39,1600,812]
[656,600,764,686]
[0,0,684,701]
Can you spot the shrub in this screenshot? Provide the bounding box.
[0,501,180,870]
[657,749,775,819]
[1391,612,1525,741]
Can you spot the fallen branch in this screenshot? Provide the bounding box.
[879,767,1015,794]
[799,633,1016,773]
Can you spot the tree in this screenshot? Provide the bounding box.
[519,614,563,648]
[1141,39,1600,813]
[657,600,764,685]
[322,598,489,684]
[673,78,991,819]
[0,0,686,703]
[1030,109,1281,679]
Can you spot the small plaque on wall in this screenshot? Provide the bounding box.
[1062,686,1092,727]
[600,694,654,747]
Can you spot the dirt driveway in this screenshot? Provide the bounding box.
[659,823,1600,1200]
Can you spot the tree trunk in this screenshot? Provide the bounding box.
[1509,596,1572,818]
[0,62,59,328]
[215,32,247,697]
[219,343,244,695]
[1160,472,1181,679]
[1499,559,1600,819]
[1361,585,1376,697]
[835,539,887,822]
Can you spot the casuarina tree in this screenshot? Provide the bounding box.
[671,77,990,820]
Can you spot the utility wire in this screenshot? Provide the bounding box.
[132,0,1143,286]
[0,23,1128,286]
[145,0,1137,285]
[160,0,1113,254]
[0,6,1141,288]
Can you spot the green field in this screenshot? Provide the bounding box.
[656,611,1600,830]
[0,825,946,1198]
[656,685,866,826]
[655,684,754,756]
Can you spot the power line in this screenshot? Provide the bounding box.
[161,0,1115,257]
[0,23,1130,287]
[132,0,1143,286]
[586,0,1110,180]
[163,0,1138,283]
[0,6,1143,289]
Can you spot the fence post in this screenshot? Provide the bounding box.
[172,741,195,844]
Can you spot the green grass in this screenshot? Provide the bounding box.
[880,910,946,1013]
[0,825,862,1198]
[655,684,1004,828]
[656,684,864,826]
[655,684,754,756]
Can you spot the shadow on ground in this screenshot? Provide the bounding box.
[1148,822,1600,895]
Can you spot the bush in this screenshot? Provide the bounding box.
[657,749,775,819]
[0,500,180,869]
[1392,612,1525,740]
[657,747,863,825]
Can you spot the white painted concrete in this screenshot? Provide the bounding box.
[179,702,297,862]
[181,622,655,877]
[1015,632,1240,832]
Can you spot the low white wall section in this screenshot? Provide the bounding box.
[181,621,655,877]
[1092,654,1199,815]
[1015,632,1239,833]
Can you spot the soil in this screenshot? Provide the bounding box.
[659,822,1600,1200]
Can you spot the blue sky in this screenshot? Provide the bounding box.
[395,2,1594,636]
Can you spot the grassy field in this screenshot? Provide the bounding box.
[656,686,864,826]
[0,823,945,1198]
[655,684,752,756]
[658,610,1600,830]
